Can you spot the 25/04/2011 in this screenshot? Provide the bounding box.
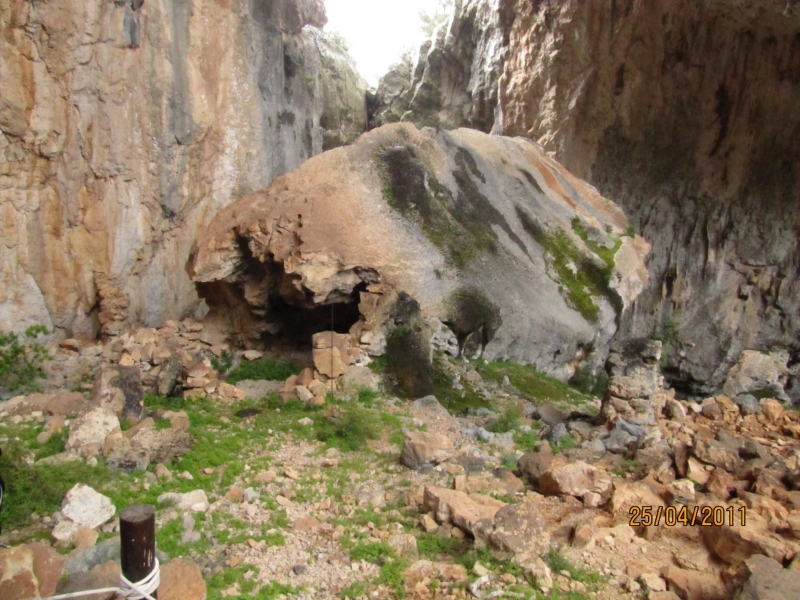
[629,505,746,527]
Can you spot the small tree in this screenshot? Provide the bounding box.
[0,325,50,393]
[419,0,455,37]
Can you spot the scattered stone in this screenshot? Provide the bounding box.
[155,464,173,480]
[255,470,276,483]
[640,572,667,592]
[61,484,116,530]
[538,460,612,498]
[400,431,454,469]
[92,365,144,420]
[66,408,119,455]
[157,490,210,512]
[0,542,65,599]
[388,534,419,559]
[159,558,207,600]
[664,479,696,505]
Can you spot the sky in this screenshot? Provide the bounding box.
[324,0,443,87]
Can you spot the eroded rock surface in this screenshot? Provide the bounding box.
[373,0,800,400]
[190,123,648,376]
[0,0,366,340]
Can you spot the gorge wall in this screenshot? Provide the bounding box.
[374,0,800,397]
[0,0,367,339]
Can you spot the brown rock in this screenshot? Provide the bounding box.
[217,382,247,401]
[0,543,65,599]
[660,565,705,600]
[423,486,506,535]
[760,399,785,423]
[487,502,550,556]
[538,460,612,498]
[292,516,321,532]
[400,432,455,469]
[665,479,696,505]
[700,503,789,564]
[225,486,244,503]
[609,481,665,517]
[706,468,735,500]
[687,457,711,486]
[742,493,789,531]
[693,437,739,471]
[46,392,92,417]
[403,560,469,588]
[388,534,419,559]
[517,442,553,484]
[254,470,276,483]
[73,527,98,550]
[159,559,207,600]
[297,368,315,387]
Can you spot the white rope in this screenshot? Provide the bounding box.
[40,559,160,600]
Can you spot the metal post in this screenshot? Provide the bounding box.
[120,504,158,599]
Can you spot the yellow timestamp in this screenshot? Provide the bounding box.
[629,505,746,527]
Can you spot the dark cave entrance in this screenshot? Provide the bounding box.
[195,238,372,353]
[263,281,367,351]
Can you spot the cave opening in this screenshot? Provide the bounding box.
[263,281,367,351]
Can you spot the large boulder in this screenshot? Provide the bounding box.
[538,460,613,499]
[92,365,144,420]
[190,123,648,376]
[66,408,120,456]
[733,554,800,600]
[61,484,116,530]
[400,432,455,469]
[422,486,506,535]
[0,543,64,599]
[723,350,791,402]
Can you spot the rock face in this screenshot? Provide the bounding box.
[0,0,367,340]
[190,123,648,375]
[373,0,800,400]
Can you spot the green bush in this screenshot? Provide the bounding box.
[314,404,379,451]
[0,325,50,393]
[486,403,523,433]
[226,357,302,384]
[210,349,234,376]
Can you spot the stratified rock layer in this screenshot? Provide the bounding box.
[0,0,366,339]
[190,123,648,376]
[374,0,800,399]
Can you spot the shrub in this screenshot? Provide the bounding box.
[210,349,234,376]
[315,404,378,451]
[0,325,50,393]
[486,403,523,433]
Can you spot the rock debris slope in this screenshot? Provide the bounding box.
[0,0,367,339]
[373,0,800,400]
[190,122,649,377]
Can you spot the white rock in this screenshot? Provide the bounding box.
[61,484,116,529]
[157,489,210,512]
[66,408,120,452]
[52,520,80,543]
[297,417,314,426]
[243,350,263,361]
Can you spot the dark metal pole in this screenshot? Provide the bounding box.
[120,504,158,599]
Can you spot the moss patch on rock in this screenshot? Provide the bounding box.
[376,144,527,268]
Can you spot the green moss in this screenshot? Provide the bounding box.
[349,541,396,563]
[477,360,594,407]
[376,144,525,268]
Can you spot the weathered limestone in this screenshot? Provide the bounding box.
[0,0,367,340]
[191,123,648,376]
[373,0,800,401]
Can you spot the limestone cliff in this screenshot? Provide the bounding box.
[0,0,367,339]
[373,0,800,397]
[190,123,649,378]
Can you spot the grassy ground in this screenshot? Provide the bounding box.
[476,360,595,409]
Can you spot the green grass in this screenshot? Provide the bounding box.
[226,357,302,384]
[551,434,577,454]
[314,403,379,451]
[33,430,67,461]
[542,550,603,585]
[349,541,396,563]
[486,403,523,433]
[477,360,593,407]
[430,355,491,414]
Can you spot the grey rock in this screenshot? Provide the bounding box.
[243,488,260,503]
[533,405,566,426]
[734,394,760,416]
[476,427,494,442]
[734,553,800,599]
[157,354,182,396]
[63,537,120,575]
[545,422,568,443]
[411,395,450,417]
[603,425,637,454]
